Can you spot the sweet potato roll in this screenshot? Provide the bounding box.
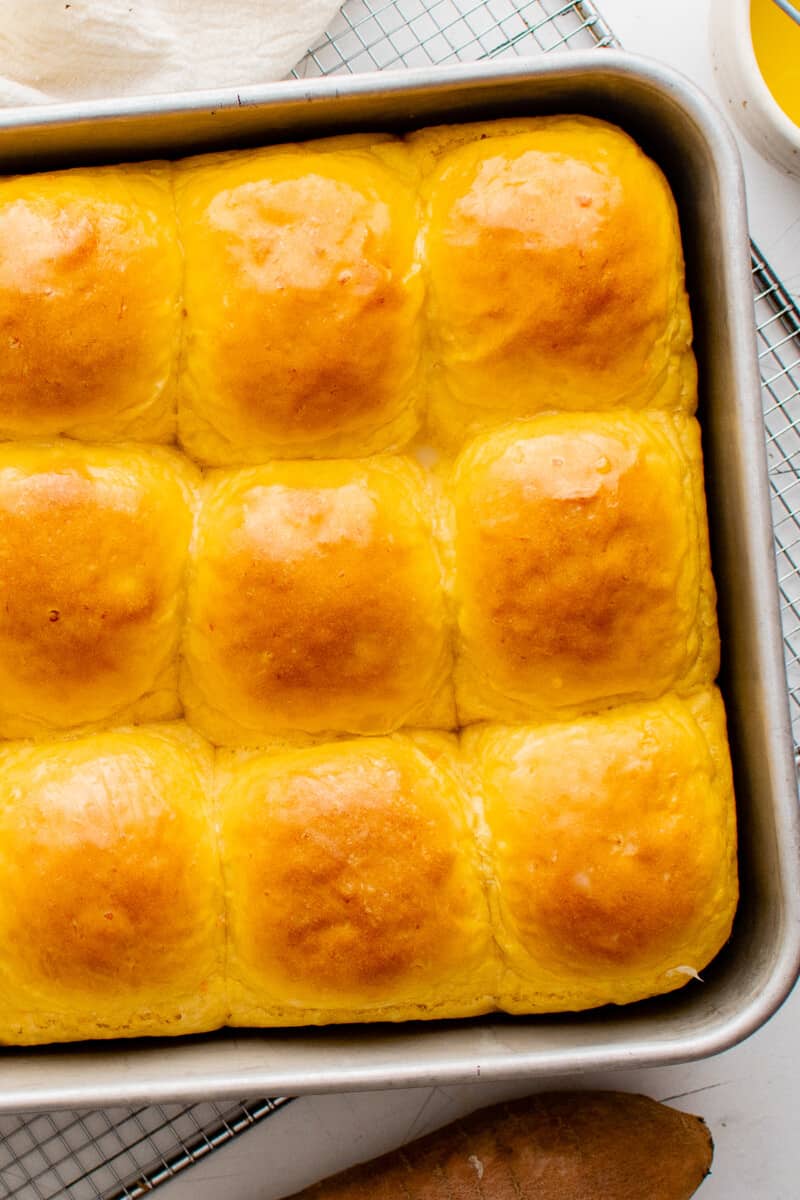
[449,412,719,723]
[182,457,453,742]
[413,116,696,445]
[175,136,423,464]
[0,163,180,442]
[465,689,738,1012]
[219,734,496,1024]
[0,724,224,1044]
[0,441,198,737]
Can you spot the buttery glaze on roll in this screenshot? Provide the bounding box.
[0,725,224,1044]
[0,442,198,737]
[412,117,695,445]
[450,412,719,723]
[0,116,739,1048]
[219,734,497,1024]
[175,136,423,464]
[465,689,738,1012]
[181,456,454,743]
[0,164,180,442]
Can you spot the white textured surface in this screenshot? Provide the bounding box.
[0,0,343,104]
[157,3,800,1198]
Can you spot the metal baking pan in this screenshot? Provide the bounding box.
[0,50,798,1112]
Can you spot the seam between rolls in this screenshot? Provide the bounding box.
[169,158,190,457]
[458,734,509,1013]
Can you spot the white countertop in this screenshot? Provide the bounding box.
[161,3,800,1197]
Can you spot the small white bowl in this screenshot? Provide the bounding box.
[711,0,800,177]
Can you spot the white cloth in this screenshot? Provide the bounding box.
[0,0,343,105]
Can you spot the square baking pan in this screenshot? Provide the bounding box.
[0,50,797,1112]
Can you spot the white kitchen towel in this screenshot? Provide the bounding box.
[0,0,343,105]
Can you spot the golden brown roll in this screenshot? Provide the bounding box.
[181,457,454,743]
[219,734,497,1025]
[0,118,738,1048]
[0,164,180,442]
[0,724,224,1044]
[175,136,423,464]
[450,412,719,723]
[465,689,738,1013]
[412,117,695,445]
[0,442,198,737]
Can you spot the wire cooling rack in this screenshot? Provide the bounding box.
[754,246,800,738]
[2,2,798,1198]
[0,1100,292,1199]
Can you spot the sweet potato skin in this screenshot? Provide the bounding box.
[286,1091,713,1200]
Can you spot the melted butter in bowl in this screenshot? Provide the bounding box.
[711,0,800,177]
[751,0,800,127]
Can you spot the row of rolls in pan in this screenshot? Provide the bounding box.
[0,693,736,1044]
[0,116,693,460]
[0,113,739,1043]
[0,410,718,741]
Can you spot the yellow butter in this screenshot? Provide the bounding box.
[751,0,800,127]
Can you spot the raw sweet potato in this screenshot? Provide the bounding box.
[285,1091,713,1199]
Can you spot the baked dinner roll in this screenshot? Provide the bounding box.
[175,136,423,464]
[412,117,695,445]
[0,442,198,737]
[182,457,454,742]
[0,163,179,442]
[465,689,737,1012]
[0,725,224,1044]
[220,734,497,1025]
[450,412,719,723]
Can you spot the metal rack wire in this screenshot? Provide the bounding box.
[0,1099,291,1199]
[2,1,798,1197]
[753,244,800,738]
[291,0,615,76]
